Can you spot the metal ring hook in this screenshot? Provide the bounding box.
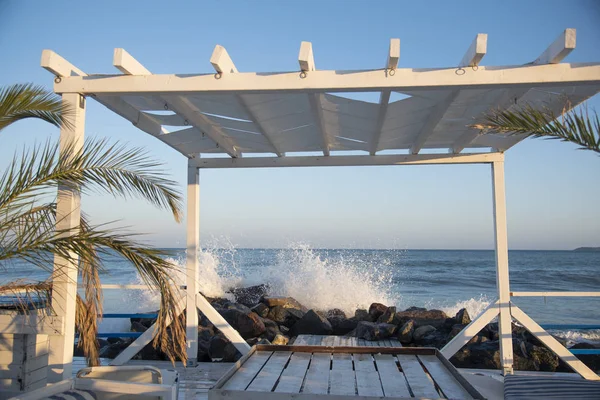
[455,67,466,76]
[299,71,307,79]
[54,76,62,84]
[471,65,479,71]
[388,68,396,76]
[164,103,169,110]
[214,72,222,80]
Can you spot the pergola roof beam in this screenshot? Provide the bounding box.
[112,48,241,158]
[210,45,284,157]
[370,39,399,155]
[412,34,487,154]
[299,41,330,156]
[453,29,577,154]
[535,28,576,64]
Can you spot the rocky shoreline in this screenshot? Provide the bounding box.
[81,284,600,373]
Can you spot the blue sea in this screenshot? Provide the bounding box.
[3,247,599,345]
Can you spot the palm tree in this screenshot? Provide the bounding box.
[0,83,187,365]
[473,103,600,154]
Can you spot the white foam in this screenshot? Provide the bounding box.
[438,295,493,319]
[549,330,600,346]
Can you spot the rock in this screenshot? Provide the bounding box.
[450,341,501,370]
[355,321,397,341]
[130,312,157,329]
[263,297,308,312]
[251,303,270,318]
[569,343,600,371]
[421,330,448,348]
[222,343,242,362]
[530,345,559,372]
[290,310,333,336]
[209,334,230,360]
[131,321,148,333]
[107,337,121,344]
[198,326,214,342]
[261,318,281,342]
[368,303,388,321]
[329,317,358,335]
[398,320,415,344]
[413,325,436,342]
[272,334,289,345]
[354,309,370,321]
[279,325,290,335]
[225,303,252,314]
[222,307,266,339]
[228,284,270,307]
[449,324,467,340]
[396,308,449,328]
[377,306,397,324]
[267,305,304,328]
[455,308,471,325]
[326,308,347,319]
[100,342,129,359]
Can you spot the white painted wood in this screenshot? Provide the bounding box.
[354,353,383,397]
[459,34,488,67]
[192,152,503,169]
[441,300,500,359]
[222,351,271,390]
[511,304,599,381]
[387,38,400,70]
[48,91,85,383]
[186,164,200,365]
[535,28,576,64]
[53,62,600,95]
[302,353,330,394]
[41,50,85,77]
[6,379,73,400]
[109,296,186,366]
[298,42,315,72]
[97,284,151,289]
[209,45,283,156]
[510,291,600,297]
[373,353,411,397]
[411,90,460,154]
[491,161,513,376]
[246,351,290,392]
[419,354,472,399]
[195,296,251,355]
[75,378,176,399]
[396,354,439,398]
[309,94,330,156]
[329,353,355,396]
[0,316,63,336]
[114,48,151,75]
[273,352,311,393]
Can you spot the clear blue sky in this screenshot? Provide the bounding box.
[1,0,599,250]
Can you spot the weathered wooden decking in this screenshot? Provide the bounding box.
[293,335,403,347]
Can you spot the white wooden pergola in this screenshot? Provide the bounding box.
[41,28,600,382]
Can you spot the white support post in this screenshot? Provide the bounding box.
[47,93,85,382]
[185,163,200,366]
[491,160,513,375]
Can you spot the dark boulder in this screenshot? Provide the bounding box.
[251,303,270,318]
[450,341,501,369]
[326,308,347,319]
[130,311,157,329]
[354,309,370,321]
[396,307,449,328]
[131,321,148,333]
[413,325,436,342]
[228,284,270,307]
[398,320,415,344]
[267,305,304,328]
[377,306,397,324]
[355,321,397,341]
[421,330,448,348]
[263,297,308,312]
[329,317,358,335]
[222,307,265,338]
[209,334,230,360]
[449,324,467,340]
[455,308,471,325]
[290,310,333,336]
[368,303,388,321]
[569,343,600,371]
[261,318,281,342]
[222,343,242,362]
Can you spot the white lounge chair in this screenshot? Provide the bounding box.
[7,366,179,400]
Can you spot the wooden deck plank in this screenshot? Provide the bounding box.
[222,351,272,391]
[329,353,355,396]
[374,353,411,398]
[397,354,440,399]
[246,351,291,392]
[302,352,331,394]
[273,352,311,394]
[354,353,384,397]
[419,354,473,399]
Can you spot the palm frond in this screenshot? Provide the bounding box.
[473,103,600,154]
[0,83,70,131]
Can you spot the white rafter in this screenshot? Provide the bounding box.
[112,48,241,158]
[459,33,488,68]
[370,39,399,155]
[210,45,284,157]
[299,41,330,156]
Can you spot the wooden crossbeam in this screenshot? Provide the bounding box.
[459,34,488,68]
[535,28,576,64]
[299,42,330,156]
[370,39,400,155]
[112,48,241,158]
[210,45,284,157]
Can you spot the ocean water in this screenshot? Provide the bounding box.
[2,246,599,345]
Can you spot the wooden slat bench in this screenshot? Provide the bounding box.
[209,345,484,400]
[293,335,403,347]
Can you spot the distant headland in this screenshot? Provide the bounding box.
[573,247,600,252]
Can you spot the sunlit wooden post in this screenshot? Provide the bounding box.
[186,163,200,366]
[48,93,86,382]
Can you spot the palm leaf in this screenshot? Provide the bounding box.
[473,103,600,154]
[0,83,71,131]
